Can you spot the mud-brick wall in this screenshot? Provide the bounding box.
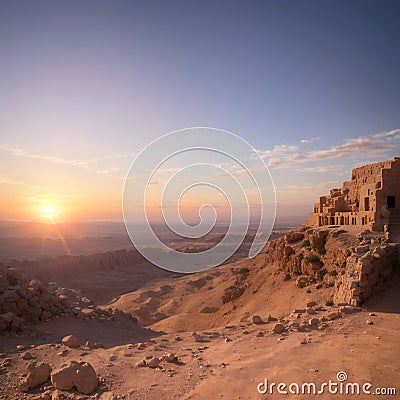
[334,244,399,306]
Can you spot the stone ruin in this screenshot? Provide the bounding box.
[308,158,400,240]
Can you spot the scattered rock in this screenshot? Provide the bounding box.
[21,351,34,360]
[272,323,286,334]
[192,331,202,342]
[19,362,52,392]
[147,357,161,368]
[326,312,342,321]
[85,341,96,349]
[99,392,114,400]
[309,318,319,326]
[296,276,315,288]
[51,361,98,394]
[162,352,178,363]
[135,360,146,368]
[61,335,80,348]
[367,319,374,325]
[252,315,263,324]
[306,301,317,308]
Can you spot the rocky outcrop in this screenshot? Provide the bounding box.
[266,227,399,306]
[0,263,137,335]
[0,267,68,333]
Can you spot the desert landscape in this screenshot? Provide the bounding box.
[0,160,399,399]
[1,2,399,399]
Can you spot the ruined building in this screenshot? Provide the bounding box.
[308,158,400,236]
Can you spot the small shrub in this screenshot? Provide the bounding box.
[341,262,347,268]
[316,284,323,289]
[317,268,327,279]
[301,239,311,248]
[306,288,312,293]
[341,270,345,275]
[305,255,320,264]
[238,267,249,274]
[325,282,334,288]
[329,270,338,277]
[318,248,326,255]
[326,300,334,306]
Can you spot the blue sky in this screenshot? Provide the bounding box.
[0,0,399,220]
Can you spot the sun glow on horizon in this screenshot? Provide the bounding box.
[39,203,60,220]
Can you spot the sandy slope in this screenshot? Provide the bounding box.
[109,254,335,332]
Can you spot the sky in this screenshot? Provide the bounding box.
[0,0,399,222]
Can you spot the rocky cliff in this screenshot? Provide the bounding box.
[265,226,399,306]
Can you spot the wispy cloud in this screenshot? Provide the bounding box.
[0,176,44,190]
[301,137,321,143]
[262,128,400,170]
[372,128,400,139]
[295,165,342,173]
[0,144,123,177]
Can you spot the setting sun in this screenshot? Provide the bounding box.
[40,204,59,220]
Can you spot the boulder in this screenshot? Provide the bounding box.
[61,335,80,348]
[146,357,161,368]
[19,362,51,392]
[51,361,98,394]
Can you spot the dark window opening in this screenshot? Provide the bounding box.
[364,197,370,211]
[387,196,396,209]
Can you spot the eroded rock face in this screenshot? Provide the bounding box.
[51,361,98,394]
[285,232,304,244]
[19,362,52,392]
[309,230,329,250]
[265,226,399,306]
